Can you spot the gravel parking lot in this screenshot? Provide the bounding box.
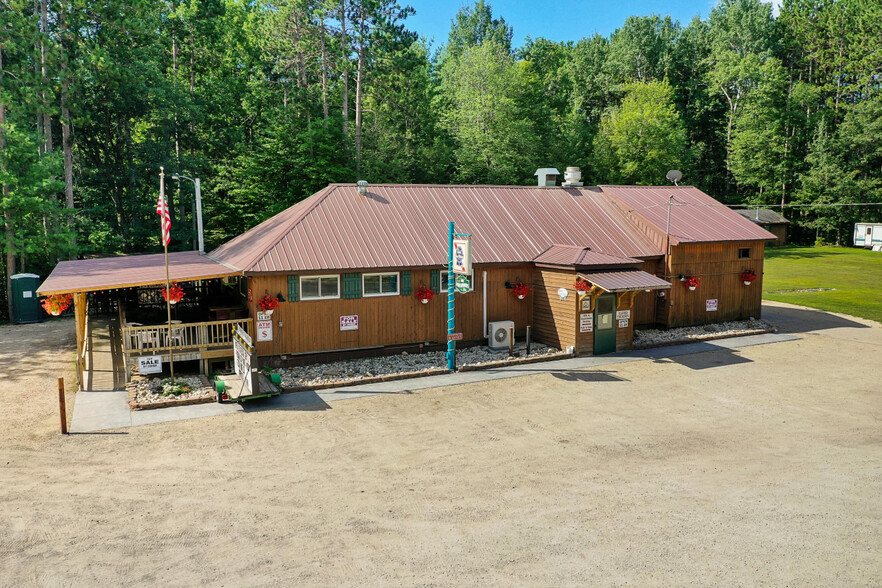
[1,302,880,586]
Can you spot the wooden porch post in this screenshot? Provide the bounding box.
[73,291,86,389]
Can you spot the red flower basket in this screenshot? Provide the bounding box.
[740,270,757,285]
[258,295,280,314]
[574,280,591,292]
[415,285,435,304]
[161,283,185,305]
[511,282,531,299]
[684,275,701,290]
[42,293,73,316]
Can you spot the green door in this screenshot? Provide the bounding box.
[594,293,616,355]
[11,273,43,324]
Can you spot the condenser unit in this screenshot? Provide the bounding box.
[488,320,514,350]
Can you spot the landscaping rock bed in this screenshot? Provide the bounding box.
[128,374,215,410]
[278,343,561,389]
[633,318,776,349]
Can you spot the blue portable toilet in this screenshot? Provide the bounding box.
[11,274,44,324]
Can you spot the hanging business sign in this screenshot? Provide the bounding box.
[256,311,273,342]
[340,315,359,331]
[138,355,162,374]
[706,299,718,312]
[451,238,472,275]
[580,313,593,333]
[454,273,471,294]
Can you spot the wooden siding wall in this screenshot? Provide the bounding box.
[665,241,765,328]
[248,265,532,357]
[532,268,577,351]
[632,258,664,326]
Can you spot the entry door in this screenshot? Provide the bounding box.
[594,293,616,355]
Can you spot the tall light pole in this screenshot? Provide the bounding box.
[171,174,204,253]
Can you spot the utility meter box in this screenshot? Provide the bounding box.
[11,273,43,324]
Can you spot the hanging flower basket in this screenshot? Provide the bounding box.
[415,285,435,304]
[161,283,185,305]
[42,293,73,316]
[740,270,757,285]
[684,275,701,291]
[257,295,280,314]
[511,282,531,300]
[573,279,592,293]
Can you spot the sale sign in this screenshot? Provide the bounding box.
[340,315,359,331]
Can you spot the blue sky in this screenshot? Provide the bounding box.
[404,0,780,51]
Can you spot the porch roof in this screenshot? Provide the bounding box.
[578,270,672,293]
[37,251,240,295]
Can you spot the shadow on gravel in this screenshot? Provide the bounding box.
[762,303,870,334]
[551,370,628,383]
[654,348,752,371]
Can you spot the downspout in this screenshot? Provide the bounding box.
[483,270,488,338]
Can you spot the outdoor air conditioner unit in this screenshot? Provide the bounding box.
[488,320,514,350]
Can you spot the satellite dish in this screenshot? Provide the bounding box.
[666,170,683,186]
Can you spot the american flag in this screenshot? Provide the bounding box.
[156,191,171,246]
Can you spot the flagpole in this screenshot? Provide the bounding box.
[160,166,175,382]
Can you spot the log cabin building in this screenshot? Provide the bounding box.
[38,179,774,384]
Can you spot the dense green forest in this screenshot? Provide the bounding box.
[1,0,881,319]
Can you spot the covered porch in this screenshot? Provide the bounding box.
[37,251,248,389]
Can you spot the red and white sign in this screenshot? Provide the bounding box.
[447,332,463,341]
[256,312,273,342]
[340,315,359,331]
[580,313,593,333]
[706,299,718,312]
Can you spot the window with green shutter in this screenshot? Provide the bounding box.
[342,273,362,299]
[287,275,299,301]
[430,269,440,294]
[401,271,412,296]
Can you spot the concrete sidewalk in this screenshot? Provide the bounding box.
[69,332,797,433]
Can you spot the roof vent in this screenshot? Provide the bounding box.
[357,180,369,195]
[562,167,583,187]
[534,168,560,187]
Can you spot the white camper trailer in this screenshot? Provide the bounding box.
[854,223,882,250]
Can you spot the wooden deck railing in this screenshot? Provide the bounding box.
[122,318,253,355]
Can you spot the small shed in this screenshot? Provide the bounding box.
[11,273,43,324]
[734,208,789,246]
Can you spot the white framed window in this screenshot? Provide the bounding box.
[300,274,340,300]
[363,272,399,297]
[441,270,474,293]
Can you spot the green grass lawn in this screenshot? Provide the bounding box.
[762,246,882,324]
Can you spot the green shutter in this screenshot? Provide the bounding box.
[342,273,362,299]
[401,271,412,296]
[287,275,299,301]
[430,269,440,294]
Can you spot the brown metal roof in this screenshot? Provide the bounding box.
[210,184,664,273]
[37,251,239,295]
[734,208,790,225]
[533,245,641,268]
[599,185,777,244]
[578,270,672,293]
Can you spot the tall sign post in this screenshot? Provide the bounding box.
[447,222,472,371]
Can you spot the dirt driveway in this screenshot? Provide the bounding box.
[1,303,880,586]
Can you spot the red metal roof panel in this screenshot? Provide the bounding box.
[37,251,239,295]
[599,185,778,244]
[578,270,672,292]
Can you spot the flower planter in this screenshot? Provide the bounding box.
[517,294,525,300]
[264,308,274,315]
[688,286,696,291]
[743,280,751,286]
[421,299,428,304]
[169,300,178,305]
[51,311,61,316]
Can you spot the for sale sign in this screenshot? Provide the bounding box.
[706,299,718,312]
[138,355,162,374]
[340,315,359,331]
